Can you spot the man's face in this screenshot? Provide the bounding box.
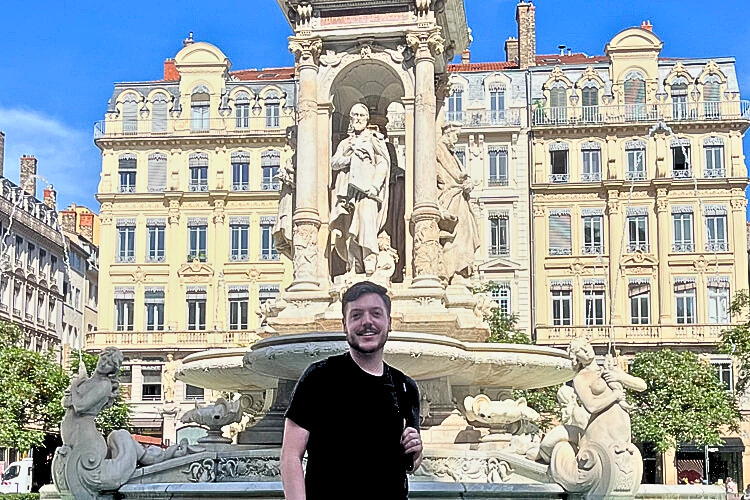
[350,108,369,133]
[342,293,391,355]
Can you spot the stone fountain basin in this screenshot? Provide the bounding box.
[178,332,574,391]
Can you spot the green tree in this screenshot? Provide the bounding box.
[719,290,750,393]
[70,351,131,436]
[629,349,740,453]
[0,321,68,451]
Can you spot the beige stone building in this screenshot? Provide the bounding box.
[88,39,294,440]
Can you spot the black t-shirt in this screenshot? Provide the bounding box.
[285,353,419,500]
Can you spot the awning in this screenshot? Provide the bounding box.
[678,438,745,453]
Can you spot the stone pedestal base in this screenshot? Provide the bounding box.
[237,380,295,446]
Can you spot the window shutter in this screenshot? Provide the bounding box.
[704,77,721,101]
[152,94,168,132]
[261,150,281,166]
[549,212,572,253]
[582,87,598,107]
[147,153,167,192]
[624,74,646,104]
[550,87,566,108]
[189,153,209,168]
[122,95,138,132]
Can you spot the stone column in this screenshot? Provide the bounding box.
[407,27,444,288]
[656,190,671,324]
[288,36,323,291]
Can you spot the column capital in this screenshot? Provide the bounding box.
[288,36,323,68]
[406,27,444,61]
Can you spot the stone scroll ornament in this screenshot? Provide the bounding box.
[547,339,647,498]
[52,347,202,500]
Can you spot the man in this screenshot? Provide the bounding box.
[281,281,422,499]
[329,104,390,277]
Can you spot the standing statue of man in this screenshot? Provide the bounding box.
[329,104,390,277]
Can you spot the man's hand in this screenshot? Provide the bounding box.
[401,420,423,472]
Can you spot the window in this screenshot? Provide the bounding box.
[489,88,505,123]
[488,148,508,186]
[707,280,730,324]
[228,286,249,330]
[114,294,134,332]
[185,384,205,401]
[551,286,572,326]
[188,153,209,192]
[146,221,166,262]
[489,284,511,316]
[549,144,569,182]
[672,210,694,252]
[188,219,207,261]
[711,359,733,392]
[624,71,647,121]
[625,142,646,180]
[116,220,136,263]
[674,280,696,324]
[703,75,721,119]
[186,289,206,330]
[235,91,251,129]
[671,78,689,120]
[230,221,250,261]
[261,150,281,190]
[704,138,725,178]
[27,243,36,270]
[145,289,164,331]
[629,280,650,325]
[581,143,601,182]
[260,218,279,260]
[147,153,167,192]
[141,364,162,401]
[582,213,604,254]
[549,210,572,255]
[626,212,649,252]
[705,208,728,252]
[584,287,605,326]
[671,139,691,178]
[265,92,280,128]
[122,94,138,134]
[549,82,567,123]
[118,154,137,193]
[489,214,509,257]
[581,83,599,122]
[151,93,169,133]
[14,235,23,263]
[447,88,463,122]
[191,90,210,132]
[231,151,250,191]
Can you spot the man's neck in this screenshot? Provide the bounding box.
[349,348,384,376]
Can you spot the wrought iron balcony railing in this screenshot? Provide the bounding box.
[626,243,650,253]
[488,245,510,257]
[705,241,729,252]
[581,172,602,182]
[672,242,695,253]
[94,114,296,139]
[671,169,692,179]
[549,173,569,183]
[581,244,605,255]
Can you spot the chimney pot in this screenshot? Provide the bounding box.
[461,49,470,64]
[19,155,38,198]
[79,212,95,242]
[43,184,57,209]
[504,37,519,63]
[641,20,653,31]
[60,210,77,234]
[163,58,179,81]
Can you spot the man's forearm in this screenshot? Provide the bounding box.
[280,455,306,500]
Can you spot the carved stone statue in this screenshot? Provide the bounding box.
[273,126,297,259]
[182,396,251,444]
[435,123,480,284]
[370,232,399,286]
[162,353,180,404]
[52,347,201,500]
[464,394,540,437]
[547,338,647,498]
[533,385,589,464]
[329,103,390,277]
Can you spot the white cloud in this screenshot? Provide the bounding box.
[0,107,100,211]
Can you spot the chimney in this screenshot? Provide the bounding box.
[20,155,37,198]
[516,2,536,69]
[504,37,519,63]
[60,210,77,234]
[79,212,95,242]
[461,49,470,64]
[164,58,179,81]
[0,130,5,178]
[641,20,653,32]
[43,184,57,209]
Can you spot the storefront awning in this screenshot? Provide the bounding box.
[678,438,745,453]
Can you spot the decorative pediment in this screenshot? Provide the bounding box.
[178,260,215,282]
[698,60,727,85]
[575,66,606,90]
[621,251,658,267]
[477,257,520,273]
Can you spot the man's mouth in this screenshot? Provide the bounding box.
[357,330,379,336]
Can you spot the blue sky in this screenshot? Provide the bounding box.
[0,0,748,213]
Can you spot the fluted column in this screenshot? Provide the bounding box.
[656,189,671,324]
[407,27,444,288]
[288,36,322,291]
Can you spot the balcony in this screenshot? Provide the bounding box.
[532,100,750,127]
[229,254,250,262]
[549,173,569,183]
[445,109,522,128]
[187,254,207,262]
[671,168,692,179]
[188,183,209,192]
[672,242,695,253]
[115,255,136,264]
[581,244,605,255]
[146,255,166,263]
[536,323,729,346]
[231,183,251,192]
[705,241,729,252]
[118,185,136,193]
[488,177,509,187]
[581,172,602,182]
[626,243,650,253]
[488,245,510,257]
[260,253,280,261]
[549,247,572,256]
[94,114,296,140]
[704,168,726,178]
[87,330,261,349]
[625,171,647,181]
[261,181,281,191]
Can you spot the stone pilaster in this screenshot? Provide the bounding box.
[407,27,444,289]
[288,36,322,291]
[656,189,671,324]
[606,190,622,324]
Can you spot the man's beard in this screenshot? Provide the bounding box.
[346,327,387,354]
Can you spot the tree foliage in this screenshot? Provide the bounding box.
[629,349,740,453]
[70,351,131,436]
[0,321,68,451]
[719,290,750,393]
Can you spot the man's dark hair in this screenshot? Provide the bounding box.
[341,281,391,316]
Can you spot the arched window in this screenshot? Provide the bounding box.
[235,91,251,129]
[264,91,280,129]
[191,87,210,132]
[122,94,139,134]
[703,75,721,118]
[151,93,169,133]
[549,82,567,123]
[670,77,689,120]
[624,71,646,121]
[580,81,599,123]
[447,88,463,122]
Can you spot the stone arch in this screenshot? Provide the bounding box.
[174,42,230,74]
